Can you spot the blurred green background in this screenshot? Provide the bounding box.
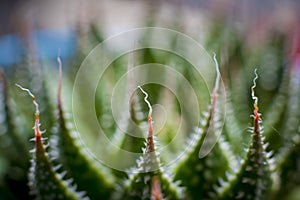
[1,0,300,199]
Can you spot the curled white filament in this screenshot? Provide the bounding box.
[213,53,220,93]
[251,69,259,110]
[15,84,39,115]
[137,85,152,117]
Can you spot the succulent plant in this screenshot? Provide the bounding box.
[0,21,300,200]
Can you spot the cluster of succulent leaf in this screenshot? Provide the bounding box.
[1,19,300,200]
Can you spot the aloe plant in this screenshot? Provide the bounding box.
[0,20,300,200]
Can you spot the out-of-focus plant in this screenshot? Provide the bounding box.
[0,12,300,200]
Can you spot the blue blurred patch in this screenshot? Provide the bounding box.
[0,34,22,65]
[0,28,77,66]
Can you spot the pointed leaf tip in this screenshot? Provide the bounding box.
[198,54,222,158]
[57,54,63,108]
[218,69,271,200]
[151,176,163,200]
[212,52,221,98]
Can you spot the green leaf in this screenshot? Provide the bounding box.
[118,86,184,200]
[218,70,272,200]
[0,70,29,168]
[223,89,248,157]
[277,134,300,198]
[29,130,86,200]
[263,65,290,150]
[279,64,300,143]
[0,70,30,199]
[51,57,114,199]
[275,62,300,198]
[16,84,86,200]
[173,54,236,199]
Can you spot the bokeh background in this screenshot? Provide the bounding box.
[1,0,300,199]
[1,0,299,66]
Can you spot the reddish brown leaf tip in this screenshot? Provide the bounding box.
[151,176,163,200]
[34,115,42,139]
[148,114,153,138]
